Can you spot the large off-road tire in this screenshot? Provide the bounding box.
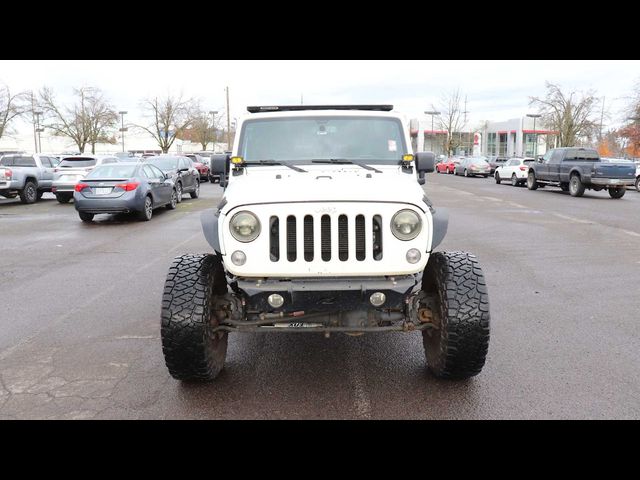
[421,251,490,379]
[19,180,38,204]
[569,174,585,197]
[608,187,626,199]
[526,171,538,190]
[161,254,229,381]
[56,193,73,204]
[190,180,200,199]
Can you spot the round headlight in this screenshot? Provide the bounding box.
[391,209,422,241]
[229,211,261,242]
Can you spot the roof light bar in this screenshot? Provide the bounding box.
[246,105,394,113]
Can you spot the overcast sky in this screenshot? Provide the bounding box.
[2,60,640,133]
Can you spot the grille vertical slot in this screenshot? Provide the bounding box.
[338,215,348,261]
[321,214,331,261]
[355,214,365,261]
[269,216,279,261]
[373,214,383,260]
[287,215,297,262]
[304,215,314,262]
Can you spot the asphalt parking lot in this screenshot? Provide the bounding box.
[1,175,639,419]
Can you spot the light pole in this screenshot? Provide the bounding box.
[119,111,128,153]
[526,113,542,158]
[424,111,441,153]
[209,110,218,150]
[33,110,43,153]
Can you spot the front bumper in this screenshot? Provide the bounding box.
[234,275,422,314]
[590,178,634,186]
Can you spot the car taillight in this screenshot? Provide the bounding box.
[75,183,89,192]
[4,168,11,179]
[114,182,140,191]
[519,166,527,171]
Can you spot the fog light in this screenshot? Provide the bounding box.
[406,248,421,264]
[231,250,246,266]
[370,292,386,307]
[268,293,284,308]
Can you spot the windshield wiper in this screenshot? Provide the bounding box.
[243,160,307,172]
[311,159,382,173]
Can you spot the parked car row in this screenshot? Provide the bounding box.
[1,153,219,221]
[439,148,637,199]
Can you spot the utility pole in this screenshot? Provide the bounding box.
[226,86,231,150]
[31,92,38,153]
[119,111,128,152]
[599,96,605,141]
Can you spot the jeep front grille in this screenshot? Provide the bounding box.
[269,213,382,262]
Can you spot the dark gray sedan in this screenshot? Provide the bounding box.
[143,155,200,202]
[73,162,178,222]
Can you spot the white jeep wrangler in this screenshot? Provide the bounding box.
[160,105,490,381]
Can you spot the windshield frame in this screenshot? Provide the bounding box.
[236,115,409,164]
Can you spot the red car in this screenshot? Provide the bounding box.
[435,158,456,174]
[192,161,210,181]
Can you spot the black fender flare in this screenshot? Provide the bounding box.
[201,210,221,254]
[430,208,448,251]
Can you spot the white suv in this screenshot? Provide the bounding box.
[159,105,491,382]
[494,157,536,186]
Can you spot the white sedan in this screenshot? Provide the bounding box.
[494,157,536,186]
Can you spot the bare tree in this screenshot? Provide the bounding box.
[432,88,466,156]
[618,78,640,157]
[529,82,600,147]
[39,86,117,153]
[137,93,196,153]
[0,83,28,141]
[86,91,118,154]
[177,105,223,150]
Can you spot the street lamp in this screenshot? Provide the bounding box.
[33,111,43,153]
[526,113,542,158]
[119,111,128,153]
[209,110,218,150]
[424,111,441,153]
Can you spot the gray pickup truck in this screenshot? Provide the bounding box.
[0,154,57,203]
[526,147,636,199]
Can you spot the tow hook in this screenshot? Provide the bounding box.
[418,307,433,323]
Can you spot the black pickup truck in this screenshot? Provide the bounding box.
[526,147,635,198]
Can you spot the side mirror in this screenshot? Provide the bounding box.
[415,152,436,173]
[415,151,435,185]
[211,154,230,188]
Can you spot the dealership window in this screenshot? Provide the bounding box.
[486,132,497,155]
[498,133,508,156]
[524,133,536,156]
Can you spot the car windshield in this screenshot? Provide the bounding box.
[238,116,407,163]
[59,158,97,168]
[148,157,178,170]
[87,165,137,179]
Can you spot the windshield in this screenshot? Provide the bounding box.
[238,116,407,163]
[147,157,178,170]
[87,165,137,179]
[59,158,97,168]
